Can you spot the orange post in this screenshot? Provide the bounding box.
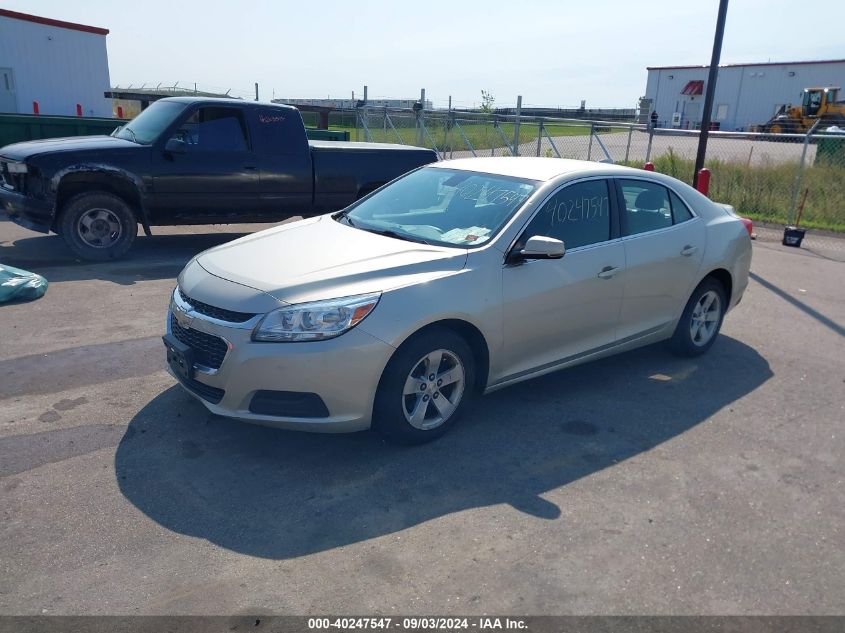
[32,101,40,115]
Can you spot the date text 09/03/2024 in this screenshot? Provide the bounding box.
[307,617,528,630]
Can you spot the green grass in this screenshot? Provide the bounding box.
[298,109,623,151]
[741,212,845,233]
[621,149,845,231]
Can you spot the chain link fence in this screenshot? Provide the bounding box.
[342,106,845,231]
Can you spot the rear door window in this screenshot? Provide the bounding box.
[251,108,303,154]
[619,180,672,236]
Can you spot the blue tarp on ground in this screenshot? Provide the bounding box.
[0,264,47,303]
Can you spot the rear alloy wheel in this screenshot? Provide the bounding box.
[374,328,475,444]
[669,278,727,357]
[59,192,137,261]
[689,290,722,347]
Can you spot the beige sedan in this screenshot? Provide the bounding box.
[164,158,751,443]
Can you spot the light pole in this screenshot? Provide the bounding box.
[693,0,729,189]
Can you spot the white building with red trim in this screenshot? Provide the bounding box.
[0,9,111,117]
[644,59,845,132]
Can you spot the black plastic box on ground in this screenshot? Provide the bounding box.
[782,226,806,247]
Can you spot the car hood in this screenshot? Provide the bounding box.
[196,215,468,305]
[0,135,136,161]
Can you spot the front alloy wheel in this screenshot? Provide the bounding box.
[374,328,475,444]
[77,208,123,249]
[59,191,137,261]
[402,349,466,431]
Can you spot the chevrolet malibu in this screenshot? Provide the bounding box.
[164,158,751,444]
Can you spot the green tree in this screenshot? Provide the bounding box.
[480,90,495,114]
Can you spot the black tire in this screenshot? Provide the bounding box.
[59,192,137,261]
[668,277,727,357]
[373,327,476,445]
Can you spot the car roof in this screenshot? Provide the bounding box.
[158,97,298,112]
[428,157,645,182]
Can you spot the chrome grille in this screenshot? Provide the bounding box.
[177,288,257,323]
[170,313,229,369]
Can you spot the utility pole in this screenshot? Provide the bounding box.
[417,88,426,146]
[693,0,729,188]
[254,82,259,101]
[512,95,522,156]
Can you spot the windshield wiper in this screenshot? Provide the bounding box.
[337,213,356,227]
[122,126,138,144]
[362,227,431,245]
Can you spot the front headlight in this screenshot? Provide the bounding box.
[6,162,28,174]
[252,292,381,342]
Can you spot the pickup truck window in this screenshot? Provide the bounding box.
[170,107,250,152]
[342,167,538,248]
[113,100,187,145]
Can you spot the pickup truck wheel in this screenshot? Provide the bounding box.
[59,192,137,261]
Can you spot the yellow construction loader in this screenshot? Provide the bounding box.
[755,87,845,134]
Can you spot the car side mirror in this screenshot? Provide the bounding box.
[165,138,188,154]
[508,236,565,264]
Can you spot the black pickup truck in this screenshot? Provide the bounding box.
[0,97,437,260]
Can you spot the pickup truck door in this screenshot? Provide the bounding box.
[149,105,260,222]
[249,108,313,218]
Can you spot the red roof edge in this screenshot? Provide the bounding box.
[647,59,845,71]
[0,8,109,35]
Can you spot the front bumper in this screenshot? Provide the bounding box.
[0,187,53,233]
[164,297,396,433]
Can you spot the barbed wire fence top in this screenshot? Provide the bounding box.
[343,104,844,231]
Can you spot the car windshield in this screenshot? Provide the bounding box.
[112,101,188,145]
[340,167,538,248]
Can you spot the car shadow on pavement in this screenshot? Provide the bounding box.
[115,335,771,560]
[0,232,250,285]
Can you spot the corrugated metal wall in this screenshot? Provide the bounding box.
[0,15,111,117]
[645,61,845,131]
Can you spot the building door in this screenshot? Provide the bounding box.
[0,68,17,113]
[684,101,701,128]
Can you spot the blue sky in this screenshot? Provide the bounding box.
[8,0,845,108]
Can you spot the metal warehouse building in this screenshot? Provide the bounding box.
[0,9,111,117]
[644,59,845,132]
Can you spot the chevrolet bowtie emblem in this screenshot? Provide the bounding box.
[174,307,194,329]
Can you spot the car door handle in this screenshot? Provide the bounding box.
[681,245,698,257]
[244,165,257,170]
[597,266,620,280]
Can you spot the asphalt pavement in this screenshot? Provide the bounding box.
[0,218,843,615]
